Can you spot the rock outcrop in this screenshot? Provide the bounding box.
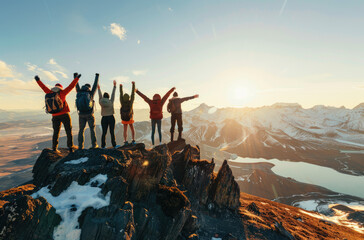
[1,143,363,240]
[0,143,242,240]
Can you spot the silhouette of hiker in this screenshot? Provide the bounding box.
[167,92,199,141]
[120,81,136,146]
[136,87,175,145]
[76,73,99,149]
[98,80,119,148]
[34,73,81,153]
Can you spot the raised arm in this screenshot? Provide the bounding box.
[111,80,116,102]
[34,76,51,94]
[130,81,136,104]
[63,73,81,96]
[161,87,176,105]
[181,95,198,103]
[136,89,151,104]
[90,73,99,97]
[97,85,102,101]
[75,73,81,92]
[119,84,124,105]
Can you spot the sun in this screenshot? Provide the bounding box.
[230,86,256,105]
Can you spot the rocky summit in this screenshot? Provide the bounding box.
[0,142,363,240]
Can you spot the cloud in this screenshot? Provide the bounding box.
[106,23,127,40]
[112,76,129,83]
[0,60,15,78]
[168,7,173,12]
[26,62,59,81]
[26,59,69,81]
[132,70,146,76]
[49,58,57,65]
[0,78,39,94]
[47,58,68,79]
[137,40,141,44]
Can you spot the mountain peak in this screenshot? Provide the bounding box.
[353,102,364,110]
[271,103,302,109]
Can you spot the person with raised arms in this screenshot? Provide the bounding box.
[76,73,99,149]
[98,80,119,148]
[120,81,136,146]
[34,73,81,153]
[136,86,175,145]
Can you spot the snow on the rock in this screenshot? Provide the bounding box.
[65,157,89,165]
[32,174,110,240]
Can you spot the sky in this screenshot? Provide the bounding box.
[0,0,363,111]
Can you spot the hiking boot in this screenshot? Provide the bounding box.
[131,140,136,145]
[91,144,99,149]
[69,145,78,153]
[114,145,121,149]
[178,132,182,140]
[123,141,129,147]
[53,148,60,154]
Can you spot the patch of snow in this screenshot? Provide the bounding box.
[32,174,110,240]
[300,209,364,234]
[65,157,89,165]
[335,139,364,148]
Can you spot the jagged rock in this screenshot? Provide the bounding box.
[170,145,201,183]
[0,143,296,240]
[156,185,190,218]
[32,148,65,186]
[125,144,171,201]
[167,139,187,154]
[209,160,240,210]
[274,221,295,240]
[247,202,260,215]
[181,214,199,238]
[101,176,129,206]
[79,202,135,240]
[0,195,61,240]
[182,159,215,205]
[0,184,36,208]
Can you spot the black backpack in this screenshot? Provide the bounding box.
[76,91,94,113]
[167,99,176,113]
[45,92,64,114]
[120,103,133,121]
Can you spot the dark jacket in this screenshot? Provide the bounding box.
[120,83,135,114]
[168,96,195,114]
[136,88,174,120]
[36,77,80,117]
[76,74,99,114]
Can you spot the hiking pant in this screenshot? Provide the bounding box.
[78,113,97,149]
[52,113,73,149]
[170,113,183,133]
[151,119,162,145]
[101,115,116,148]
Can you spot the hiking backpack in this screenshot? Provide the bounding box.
[167,99,176,113]
[45,92,64,114]
[76,91,94,113]
[120,103,133,121]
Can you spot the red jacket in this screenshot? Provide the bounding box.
[136,88,174,120]
[36,77,80,116]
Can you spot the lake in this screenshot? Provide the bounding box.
[229,157,364,198]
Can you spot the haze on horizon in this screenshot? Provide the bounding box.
[0,0,363,111]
